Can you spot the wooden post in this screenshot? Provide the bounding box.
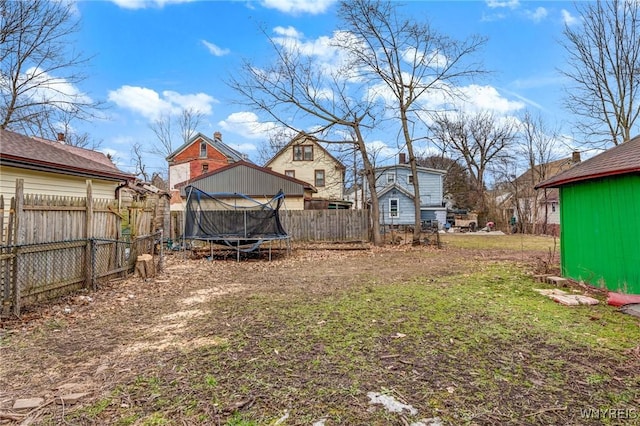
[85,180,94,290]
[135,254,155,279]
[12,179,24,316]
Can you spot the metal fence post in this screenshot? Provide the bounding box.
[158,229,164,272]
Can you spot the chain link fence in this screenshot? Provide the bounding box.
[1,231,163,317]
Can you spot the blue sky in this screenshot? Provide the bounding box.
[66,0,582,177]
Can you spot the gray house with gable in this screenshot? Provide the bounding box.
[367,155,447,228]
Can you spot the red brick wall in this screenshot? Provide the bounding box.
[171,137,230,181]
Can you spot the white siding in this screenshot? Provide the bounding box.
[1,166,119,219]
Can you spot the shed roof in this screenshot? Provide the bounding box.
[536,136,640,189]
[0,128,133,181]
[176,160,316,196]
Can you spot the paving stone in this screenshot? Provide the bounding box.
[551,294,581,306]
[13,398,44,410]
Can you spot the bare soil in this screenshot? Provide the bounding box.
[0,240,638,425]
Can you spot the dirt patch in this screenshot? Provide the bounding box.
[0,242,637,425]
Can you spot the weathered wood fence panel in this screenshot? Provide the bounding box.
[170,209,370,242]
[1,179,163,317]
[280,209,369,242]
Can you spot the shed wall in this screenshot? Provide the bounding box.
[560,174,640,294]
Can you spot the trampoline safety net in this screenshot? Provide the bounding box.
[183,186,289,252]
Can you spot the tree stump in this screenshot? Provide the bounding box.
[135,254,155,279]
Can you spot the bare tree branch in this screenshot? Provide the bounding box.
[0,0,104,135]
[336,0,487,244]
[561,0,640,147]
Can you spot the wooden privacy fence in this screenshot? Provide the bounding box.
[1,179,162,317]
[170,209,370,242]
[280,209,369,242]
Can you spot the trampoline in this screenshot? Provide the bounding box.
[182,186,291,261]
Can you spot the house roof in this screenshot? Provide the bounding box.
[536,136,640,189]
[374,163,447,175]
[166,132,247,163]
[175,160,317,195]
[0,128,133,181]
[264,131,346,170]
[377,183,415,200]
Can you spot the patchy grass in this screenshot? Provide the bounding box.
[2,236,639,425]
[441,233,558,252]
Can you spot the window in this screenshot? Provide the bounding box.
[199,141,207,157]
[285,170,295,178]
[315,169,325,187]
[293,145,313,161]
[407,175,414,184]
[201,163,209,173]
[389,199,399,217]
[552,202,557,212]
[387,172,396,184]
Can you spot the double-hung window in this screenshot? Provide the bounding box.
[293,145,313,161]
[389,198,399,218]
[387,172,396,184]
[315,169,325,187]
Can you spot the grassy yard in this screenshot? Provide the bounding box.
[1,234,638,425]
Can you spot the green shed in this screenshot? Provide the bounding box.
[536,137,640,295]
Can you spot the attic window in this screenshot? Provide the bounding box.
[387,172,396,184]
[202,163,209,173]
[293,145,313,161]
[200,141,207,157]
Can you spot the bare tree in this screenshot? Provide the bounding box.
[131,142,150,182]
[561,0,640,147]
[149,107,204,159]
[0,0,102,134]
[227,29,385,245]
[518,111,560,233]
[428,111,517,224]
[336,0,486,245]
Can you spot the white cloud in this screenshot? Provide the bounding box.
[202,40,230,56]
[457,85,525,114]
[109,0,194,9]
[218,111,281,139]
[19,67,93,110]
[273,26,303,38]
[402,47,448,69]
[525,7,548,23]
[561,9,578,26]
[260,0,336,15]
[108,86,215,120]
[486,0,519,9]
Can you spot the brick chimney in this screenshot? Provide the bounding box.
[572,151,581,163]
[399,152,406,164]
[214,131,222,141]
[57,132,65,143]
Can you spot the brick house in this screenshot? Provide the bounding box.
[166,131,246,210]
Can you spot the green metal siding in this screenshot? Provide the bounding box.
[559,174,640,294]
